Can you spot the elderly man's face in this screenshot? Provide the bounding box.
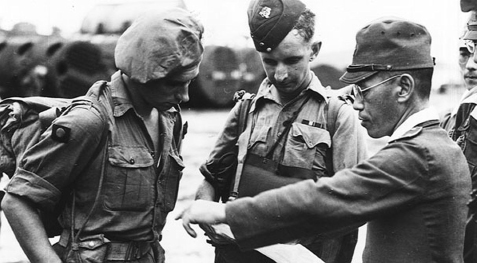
[352,73,402,138]
[135,69,197,111]
[259,29,315,97]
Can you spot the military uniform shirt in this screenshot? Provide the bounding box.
[6,71,185,242]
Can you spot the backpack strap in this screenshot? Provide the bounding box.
[230,90,255,138]
[68,81,113,242]
[228,91,255,201]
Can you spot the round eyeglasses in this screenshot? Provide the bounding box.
[352,74,403,101]
[466,40,477,54]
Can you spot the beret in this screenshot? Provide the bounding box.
[247,0,306,52]
[115,8,204,83]
[340,17,434,84]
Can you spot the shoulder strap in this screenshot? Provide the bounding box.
[69,81,112,242]
[235,91,255,134]
[228,91,255,201]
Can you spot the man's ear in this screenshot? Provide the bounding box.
[310,41,322,61]
[396,74,414,102]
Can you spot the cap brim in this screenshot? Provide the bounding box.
[339,71,379,84]
[463,30,477,40]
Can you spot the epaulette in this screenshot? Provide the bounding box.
[326,85,354,105]
[337,94,354,105]
[233,90,255,103]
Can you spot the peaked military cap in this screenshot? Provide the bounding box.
[340,17,434,84]
[115,8,204,84]
[247,0,306,52]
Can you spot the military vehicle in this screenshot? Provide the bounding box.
[0,0,346,107]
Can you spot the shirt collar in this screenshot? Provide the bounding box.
[388,107,440,142]
[251,72,330,112]
[110,71,135,117]
[109,71,179,117]
[461,86,477,104]
[449,86,477,116]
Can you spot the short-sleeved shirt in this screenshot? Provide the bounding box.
[202,73,368,263]
[6,71,185,241]
[204,73,367,187]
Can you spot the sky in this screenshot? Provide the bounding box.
[0,0,469,86]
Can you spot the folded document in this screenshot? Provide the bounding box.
[210,224,325,263]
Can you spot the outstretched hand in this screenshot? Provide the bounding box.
[175,200,227,238]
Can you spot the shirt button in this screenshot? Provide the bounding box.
[129,159,135,164]
[88,241,95,248]
[56,128,66,138]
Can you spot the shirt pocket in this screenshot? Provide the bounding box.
[283,122,331,170]
[103,145,155,211]
[160,150,185,212]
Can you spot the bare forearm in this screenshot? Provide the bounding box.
[1,193,61,263]
[195,179,217,201]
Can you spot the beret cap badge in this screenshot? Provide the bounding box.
[259,6,271,18]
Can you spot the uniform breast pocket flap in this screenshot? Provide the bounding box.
[108,146,154,168]
[291,122,331,149]
[104,146,154,211]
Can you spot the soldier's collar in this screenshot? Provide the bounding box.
[253,72,328,107]
[107,71,133,118]
[388,107,439,143]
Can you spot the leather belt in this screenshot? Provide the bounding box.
[59,230,152,260]
[105,241,151,260]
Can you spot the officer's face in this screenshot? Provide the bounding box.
[353,74,401,138]
[136,70,196,111]
[259,30,315,96]
[460,47,477,90]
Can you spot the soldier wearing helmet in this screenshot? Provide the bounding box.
[2,8,203,263]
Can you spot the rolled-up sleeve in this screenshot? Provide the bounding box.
[6,103,107,210]
[200,101,241,182]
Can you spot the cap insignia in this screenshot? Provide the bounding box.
[259,6,271,19]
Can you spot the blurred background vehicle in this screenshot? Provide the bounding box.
[0,0,366,108]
